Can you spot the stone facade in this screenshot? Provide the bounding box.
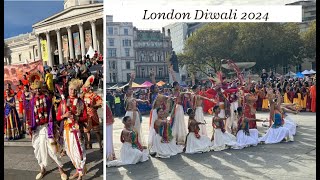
[4,2,103,67]
[4,33,38,65]
[286,0,316,32]
[133,28,172,83]
[106,20,135,83]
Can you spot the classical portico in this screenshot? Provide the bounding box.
[32,2,103,66]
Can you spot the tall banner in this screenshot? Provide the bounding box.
[4,60,44,91]
[85,30,92,52]
[41,40,48,61]
[73,32,81,56]
[62,35,69,58]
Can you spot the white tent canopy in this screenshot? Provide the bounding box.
[301,70,311,75]
[309,69,316,74]
[285,71,296,77]
[86,46,95,58]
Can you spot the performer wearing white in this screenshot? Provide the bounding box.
[56,79,87,180]
[148,71,172,150]
[106,102,116,161]
[259,103,294,144]
[150,108,183,158]
[236,107,261,149]
[123,72,149,146]
[29,73,67,180]
[107,116,149,167]
[211,106,240,151]
[169,67,187,144]
[185,108,212,154]
[191,85,215,137]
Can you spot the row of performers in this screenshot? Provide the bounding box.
[106,74,299,167]
[4,72,102,180]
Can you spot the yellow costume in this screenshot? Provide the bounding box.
[262,98,269,110]
[45,73,54,92]
[293,93,301,107]
[283,92,292,104]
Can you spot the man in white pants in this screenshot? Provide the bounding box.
[56,79,87,180]
[29,75,67,180]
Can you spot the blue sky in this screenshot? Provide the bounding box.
[4,0,103,39]
[4,0,63,38]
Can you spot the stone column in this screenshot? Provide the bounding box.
[32,46,35,61]
[67,26,75,60]
[90,20,98,52]
[55,29,64,65]
[45,31,52,67]
[35,34,43,62]
[78,23,86,59]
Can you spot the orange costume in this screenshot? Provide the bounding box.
[310,85,316,112]
[83,92,102,133]
[16,85,24,115]
[82,75,102,133]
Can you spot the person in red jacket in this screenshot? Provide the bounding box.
[56,79,87,180]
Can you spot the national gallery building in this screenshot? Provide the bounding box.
[4,0,103,66]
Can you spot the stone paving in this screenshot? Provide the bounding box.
[107,112,316,180]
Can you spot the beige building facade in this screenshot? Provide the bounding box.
[4,0,103,67]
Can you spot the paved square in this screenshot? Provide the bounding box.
[107,112,316,180]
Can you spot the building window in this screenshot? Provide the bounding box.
[122,39,131,47]
[107,48,117,57]
[126,61,130,69]
[107,27,113,35]
[127,73,131,82]
[36,49,38,57]
[29,52,32,59]
[124,28,129,35]
[158,68,163,77]
[111,61,116,70]
[108,38,114,46]
[311,62,315,70]
[141,68,145,78]
[125,48,130,57]
[112,73,117,83]
[283,66,288,74]
[157,55,161,62]
[19,54,22,61]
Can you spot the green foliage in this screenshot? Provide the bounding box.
[179,22,306,75]
[301,20,316,59]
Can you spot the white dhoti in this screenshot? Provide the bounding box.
[236,129,259,149]
[185,132,211,154]
[258,126,294,144]
[226,101,238,133]
[211,129,239,151]
[195,107,208,137]
[171,104,187,144]
[148,109,158,149]
[151,134,183,158]
[64,127,86,175]
[106,124,115,161]
[125,111,145,146]
[32,124,63,169]
[106,142,149,167]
